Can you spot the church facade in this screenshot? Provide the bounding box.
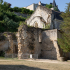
[26,5,63,30]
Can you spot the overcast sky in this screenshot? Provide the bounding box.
[3,0,70,12]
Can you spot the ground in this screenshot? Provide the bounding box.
[0,58,70,70]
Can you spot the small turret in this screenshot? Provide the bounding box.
[52,0,56,7]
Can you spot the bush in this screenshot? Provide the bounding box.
[0,51,5,57]
[0,10,26,32]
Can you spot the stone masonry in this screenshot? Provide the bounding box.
[17,24,62,60]
[0,32,18,55]
[17,24,43,59]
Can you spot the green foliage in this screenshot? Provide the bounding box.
[58,33,70,52]
[45,4,52,9]
[43,24,50,29]
[65,3,70,13]
[26,15,31,19]
[0,51,5,57]
[45,4,59,11]
[45,24,50,29]
[54,7,59,11]
[0,9,26,32]
[0,0,34,14]
[9,7,34,14]
[58,3,70,52]
[20,8,34,14]
[0,1,11,11]
[8,8,13,12]
[0,1,33,32]
[19,21,27,26]
[0,0,3,4]
[13,7,20,12]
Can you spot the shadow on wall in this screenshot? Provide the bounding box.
[40,31,57,60]
[0,65,48,70]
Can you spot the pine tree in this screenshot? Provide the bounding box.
[58,3,70,52]
[0,0,3,4]
[65,3,70,13]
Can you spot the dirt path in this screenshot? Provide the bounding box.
[25,59,69,64]
[0,59,70,70]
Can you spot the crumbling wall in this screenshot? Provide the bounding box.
[17,24,43,59]
[26,6,52,29]
[0,32,18,55]
[17,24,68,60]
[41,29,61,60]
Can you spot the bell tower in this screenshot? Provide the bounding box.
[52,0,56,7]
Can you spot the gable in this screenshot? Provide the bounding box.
[26,6,52,28]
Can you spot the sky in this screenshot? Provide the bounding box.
[3,0,70,12]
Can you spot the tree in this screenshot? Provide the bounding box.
[0,1,9,11]
[58,3,70,52]
[0,0,3,9]
[45,4,52,9]
[54,7,59,11]
[0,0,3,4]
[0,8,26,32]
[65,2,70,13]
[7,3,11,8]
[45,4,59,11]
[13,7,19,12]
[0,1,33,32]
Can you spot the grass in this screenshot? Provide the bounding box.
[0,57,5,59]
[0,57,18,60]
[0,59,70,70]
[0,57,70,70]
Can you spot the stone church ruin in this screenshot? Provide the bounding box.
[0,1,70,61]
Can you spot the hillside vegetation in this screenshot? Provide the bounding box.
[0,0,33,32]
[58,3,70,52]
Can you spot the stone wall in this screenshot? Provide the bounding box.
[25,4,34,10]
[17,24,43,59]
[17,24,62,60]
[26,5,63,30]
[41,29,60,60]
[24,4,38,11]
[28,16,45,28]
[26,6,52,29]
[0,32,18,54]
[34,4,38,10]
[14,12,30,18]
[17,24,70,60]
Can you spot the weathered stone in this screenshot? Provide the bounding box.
[0,32,18,55]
